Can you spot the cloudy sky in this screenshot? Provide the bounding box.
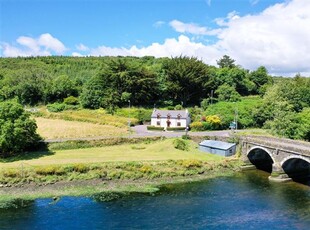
[1,0,309,76]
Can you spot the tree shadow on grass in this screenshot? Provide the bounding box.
[0,143,55,163]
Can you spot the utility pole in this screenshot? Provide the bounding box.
[234,104,238,131]
[128,100,131,130]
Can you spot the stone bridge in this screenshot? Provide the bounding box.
[241,136,310,183]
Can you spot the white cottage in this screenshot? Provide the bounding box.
[151,109,191,128]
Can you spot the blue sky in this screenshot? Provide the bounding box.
[1,0,310,76]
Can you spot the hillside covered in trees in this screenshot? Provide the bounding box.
[0,55,272,107]
[0,55,309,141]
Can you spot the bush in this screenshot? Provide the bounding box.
[64,96,79,105]
[181,135,191,140]
[47,103,66,112]
[147,126,164,131]
[174,104,183,110]
[0,101,42,157]
[202,115,221,130]
[190,121,204,131]
[173,139,189,151]
[179,159,203,168]
[73,163,89,173]
[166,127,186,131]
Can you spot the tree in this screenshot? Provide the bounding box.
[46,75,78,102]
[216,55,236,68]
[215,83,241,102]
[80,75,106,109]
[249,66,272,94]
[0,101,41,157]
[162,56,209,105]
[104,59,159,106]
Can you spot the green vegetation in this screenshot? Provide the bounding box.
[0,101,41,157]
[147,126,165,131]
[0,139,222,168]
[0,55,271,109]
[0,159,238,187]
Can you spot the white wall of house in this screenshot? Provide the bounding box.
[151,118,190,128]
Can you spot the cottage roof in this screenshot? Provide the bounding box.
[199,140,236,150]
[151,109,189,118]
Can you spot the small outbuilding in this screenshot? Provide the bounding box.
[199,140,236,157]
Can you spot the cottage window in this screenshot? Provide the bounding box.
[177,122,181,127]
[157,121,160,126]
[177,114,181,120]
[167,114,171,119]
[157,113,161,119]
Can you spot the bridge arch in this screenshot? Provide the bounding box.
[247,146,275,173]
[280,155,310,166]
[281,155,310,185]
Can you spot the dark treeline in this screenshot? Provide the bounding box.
[0,55,272,109]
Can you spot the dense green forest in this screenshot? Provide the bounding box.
[0,55,309,141]
[0,55,271,107]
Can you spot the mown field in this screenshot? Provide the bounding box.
[35,117,128,139]
[0,139,222,169]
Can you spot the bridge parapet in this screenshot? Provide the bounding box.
[241,135,310,157]
[240,135,310,183]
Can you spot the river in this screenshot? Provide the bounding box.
[0,170,309,229]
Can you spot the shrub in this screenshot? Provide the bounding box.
[173,139,189,151]
[166,127,186,131]
[202,115,222,130]
[190,121,204,131]
[179,159,203,168]
[139,165,153,173]
[174,104,183,110]
[147,126,164,131]
[2,169,20,178]
[64,96,79,105]
[181,135,191,140]
[47,103,66,112]
[73,163,89,173]
[36,166,58,175]
[0,101,42,158]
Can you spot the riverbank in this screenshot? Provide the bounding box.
[0,160,241,208]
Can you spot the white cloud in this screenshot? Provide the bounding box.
[1,33,66,57]
[89,35,221,65]
[2,0,310,76]
[153,21,165,28]
[90,0,310,76]
[72,52,83,57]
[216,0,310,75]
[38,33,66,54]
[169,20,220,36]
[206,0,211,6]
[250,0,260,6]
[76,43,89,51]
[214,11,240,26]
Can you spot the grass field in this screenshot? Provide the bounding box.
[36,108,139,127]
[0,139,223,169]
[35,117,128,139]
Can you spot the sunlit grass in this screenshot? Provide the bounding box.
[36,107,139,127]
[0,139,223,169]
[35,117,128,139]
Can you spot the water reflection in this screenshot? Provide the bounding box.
[0,171,309,230]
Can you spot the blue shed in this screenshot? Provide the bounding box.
[199,140,236,157]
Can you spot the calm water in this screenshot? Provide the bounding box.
[0,171,309,230]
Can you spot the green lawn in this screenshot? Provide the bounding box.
[0,139,223,169]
